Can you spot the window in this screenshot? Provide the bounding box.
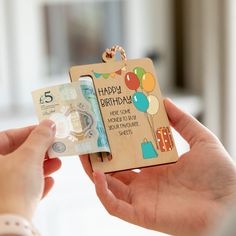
[43,1,124,77]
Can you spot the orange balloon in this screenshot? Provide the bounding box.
[142,72,156,92]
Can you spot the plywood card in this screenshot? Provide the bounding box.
[69,58,178,173]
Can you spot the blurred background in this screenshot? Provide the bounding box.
[0,0,236,235]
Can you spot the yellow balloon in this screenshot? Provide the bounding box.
[142,72,156,92]
[147,95,159,115]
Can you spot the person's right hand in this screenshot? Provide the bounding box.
[80,99,236,236]
[0,120,61,220]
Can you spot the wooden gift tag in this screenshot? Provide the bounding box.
[69,48,178,173]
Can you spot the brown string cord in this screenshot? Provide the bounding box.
[103,45,127,62]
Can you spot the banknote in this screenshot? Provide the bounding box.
[80,77,110,151]
[32,81,110,157]
[79,77,111,161]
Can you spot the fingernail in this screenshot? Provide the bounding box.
[40,119,56,132]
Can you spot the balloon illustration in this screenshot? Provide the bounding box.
[133,67,146,80]
[125,72,140,90]
[142,72,156,92]
[132,92,149,112]
[147,95,159,115]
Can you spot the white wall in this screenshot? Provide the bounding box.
[0,0,10,110]
[224,0,236,158]
[124,0,175,92]
[201,0,222,138]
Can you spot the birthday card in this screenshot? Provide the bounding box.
[32,46,178,173]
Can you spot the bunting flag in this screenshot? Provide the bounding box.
[93,65,126,79]
[110,73,116,78]
[93,72,102,78]
[116,69,122,75]
[121,66,127,71]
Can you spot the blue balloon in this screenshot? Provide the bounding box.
[132,92,149,112]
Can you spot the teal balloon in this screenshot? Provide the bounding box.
[132,92,149,112]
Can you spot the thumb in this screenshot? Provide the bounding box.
[17,120,56,164]
[164,98,216,147]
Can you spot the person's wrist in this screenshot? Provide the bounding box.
[0,200,34,221]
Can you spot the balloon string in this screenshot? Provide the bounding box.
[151,115,159,150]
[146,113,158,149]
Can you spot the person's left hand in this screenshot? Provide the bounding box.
[80,100,236,236]
[0,120,61,220]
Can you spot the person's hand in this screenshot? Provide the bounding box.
[0,120,61,220]
[80,99,236,236]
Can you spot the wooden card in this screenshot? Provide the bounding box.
[69,58,178,173]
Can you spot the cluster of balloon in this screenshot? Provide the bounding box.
[124,67,159,148]
[124,67,159,115]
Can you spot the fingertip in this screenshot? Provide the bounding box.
[52,157,62,167]
[39,119,56,134]
[93,171,104,184]
[33,119,56,144]
[93,171,108,193]
[42,176,55,199]
[164,97,173,104]
[43,157,62,176]
[163,98,178,123]
[19,120,57,164]
[93,171,105,179]
[93,173,135,223]
[80,154,89,159]
[46,176,54,184]
[164,97,214,146]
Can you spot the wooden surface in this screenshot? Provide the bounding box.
[70,58,178,172]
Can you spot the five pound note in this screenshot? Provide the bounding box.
[32,79,110,157]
